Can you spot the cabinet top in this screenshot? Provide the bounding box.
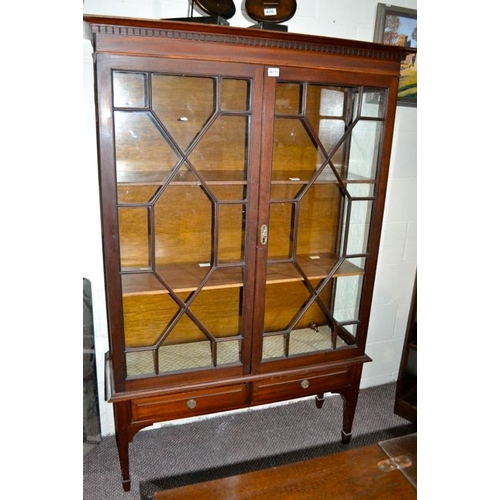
[83,14,411,63]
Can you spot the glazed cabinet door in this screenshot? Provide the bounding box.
[96,55,263,389]
[254,66,392,369]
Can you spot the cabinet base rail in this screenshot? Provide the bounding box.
[112,379,362,492]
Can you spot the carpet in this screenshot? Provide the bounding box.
[83,382,416,500]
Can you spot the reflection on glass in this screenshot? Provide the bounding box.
[339,199,374,256]
[347,121,382,180]
[333,273,363,323]
[360,89,386,118]
[114,111,180,181]
[113,71,147,108]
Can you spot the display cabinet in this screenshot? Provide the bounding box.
[84,15,409,491]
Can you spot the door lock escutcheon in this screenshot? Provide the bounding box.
[260,224,268,245]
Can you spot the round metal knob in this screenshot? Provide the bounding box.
[186,399,197,409]
[300,379,310,389]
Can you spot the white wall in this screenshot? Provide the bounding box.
[83,0,417,436]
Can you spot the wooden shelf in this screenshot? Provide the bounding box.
[272,169,375,184]
[122,264,244,295]
[267,254,363,283]
[121,254,363,296]
[117,170,246,186]
[116,169,375,187]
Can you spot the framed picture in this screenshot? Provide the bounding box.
[374,3,417,107]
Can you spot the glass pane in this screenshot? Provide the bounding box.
[159,340,213,372]
[154,184,213,268]
[347,200,373,254]
[360,88,386,118]
[123,291,175,348]
[306,85,353,178]
[262,335,285,360]
[113,71,147,108]
[114,111,180,182]
[289,326,333,355]
[117,185,160,205]
[268,202,293,259]
[152,74,215,152]
[347,183,375,198]
[190,281,243,337]
[339,199,373,256]
[333,274,363,323]
[218,204,246,262]
[262,277,339,358]
[307,85,346,150]
[270,183,302,204]
[221,78,250,111]
[209,184,247,202]
[126,351,154,377]
[215,339,241,365]
[118,206,150,269]
[161,311,209,345]
[275,82,302,114]
[296,184,342,255]
[272,118,319,181]
[263,277,326,333]
[189,115,249,175]
[346,120,382,180]
[268,183,342,260]
[124,278,245,375]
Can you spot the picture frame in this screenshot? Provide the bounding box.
[374,3,417,107]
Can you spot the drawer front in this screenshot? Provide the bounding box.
[252,369,351,405]
[131,384,248,423]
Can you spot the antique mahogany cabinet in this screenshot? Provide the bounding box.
[84,14,408,491]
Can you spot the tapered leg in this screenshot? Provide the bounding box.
[116,432,131,491]
[340,367,363,444]
[113,402,131,491]
[340,390,357,443]
[315,393,325,408]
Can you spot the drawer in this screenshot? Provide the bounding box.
[252,368,351,405]
[131,384,248,423]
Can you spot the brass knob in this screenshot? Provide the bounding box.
[300,379,310,389]
[186,399,197,409]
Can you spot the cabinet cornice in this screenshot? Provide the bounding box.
[84,15,410,62]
